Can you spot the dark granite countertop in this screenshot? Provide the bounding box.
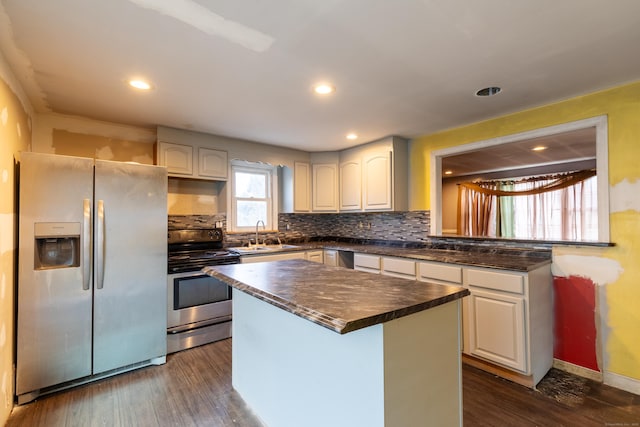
[203,260,469,334]
[236,241,551,271]
[316,243,550,271]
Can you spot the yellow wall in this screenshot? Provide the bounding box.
[410,81,640,385]
[0,75,31,424]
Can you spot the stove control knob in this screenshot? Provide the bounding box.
[209,230,222,240]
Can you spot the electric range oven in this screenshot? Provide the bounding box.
[167,228,240,354]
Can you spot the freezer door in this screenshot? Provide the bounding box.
[16,152,94,395]
[93,159,168,373]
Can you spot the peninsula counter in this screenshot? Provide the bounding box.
[204,260,469,427]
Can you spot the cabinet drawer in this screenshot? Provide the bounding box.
[306,250,324,264]
[466,269,524,294]
[382,257,415,277]
[354,253,380,270]
[418,262,462,284]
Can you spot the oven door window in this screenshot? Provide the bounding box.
[173,275,231,310]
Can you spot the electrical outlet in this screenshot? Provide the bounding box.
[367,222,371,229]
[358,222,363,229]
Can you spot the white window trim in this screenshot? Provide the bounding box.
[229,160,279,232]
[429,115,610,242]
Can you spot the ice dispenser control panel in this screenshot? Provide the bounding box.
[34,222,81,270]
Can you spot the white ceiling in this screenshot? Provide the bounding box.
[1,0,640,152]
[442,126,597,178]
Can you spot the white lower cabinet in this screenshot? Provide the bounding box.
[417,261,462,285]
[467,288,526,372]
[324,250,338,266]
[464,265,553,386]
[305,250,324,264]
[381,256,415,279]
[353,253,380,273]
[240,251,306,264]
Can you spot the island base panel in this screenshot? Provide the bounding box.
[232,291,462,427]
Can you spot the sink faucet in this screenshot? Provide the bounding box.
[255,220,265,246]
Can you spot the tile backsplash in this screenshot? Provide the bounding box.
[168,211,431,245]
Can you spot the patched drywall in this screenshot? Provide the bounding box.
[552,254,623,286]
[51,129,154,164]
[610,178,640,213]
[551,250,622,374]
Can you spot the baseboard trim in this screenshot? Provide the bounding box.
[552,359,603,382]
[604,371,640,396]
[462,354,534,389]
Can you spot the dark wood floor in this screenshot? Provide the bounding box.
[7,339,640,426]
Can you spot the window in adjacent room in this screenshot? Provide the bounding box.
[230,161,277,232]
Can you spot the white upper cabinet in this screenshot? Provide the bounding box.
[363,151,393,210]
[157,141,228,181]
[339,160,361,210]
[312,163,338,211]
[339,136,408,212]
[158,142,193,176]
[198,147,228,180]
[293,162,311,212]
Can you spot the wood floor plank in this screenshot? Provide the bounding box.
[7,339,640,426]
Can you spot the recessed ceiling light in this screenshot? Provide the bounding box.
[128,79,153,90]
[475,86,501,97]
[532,146,547,152]
[313,83,335,95]
[444,170,453,175]
[346,133,358,140]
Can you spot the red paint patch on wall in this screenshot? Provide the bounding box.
[553,275,599,371]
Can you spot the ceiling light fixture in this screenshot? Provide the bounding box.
[346,133,358,140]
[128,79,153,90]
[532,146,547,152]
[313,83,335,95]
[475,86,502,97]
[444,170,453,175]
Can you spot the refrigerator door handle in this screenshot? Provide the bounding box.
[96,200,106,289]
[82,199,92,290]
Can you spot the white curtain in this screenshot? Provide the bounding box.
[457,171,598,241]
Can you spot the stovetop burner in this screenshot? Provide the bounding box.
[168,228,240,273]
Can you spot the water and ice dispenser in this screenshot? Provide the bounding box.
[34,222,81,270]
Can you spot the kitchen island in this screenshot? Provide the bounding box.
[204,260,469,427]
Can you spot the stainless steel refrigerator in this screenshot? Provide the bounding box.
[16,152,168,404]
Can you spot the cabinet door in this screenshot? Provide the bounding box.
[363,151,392,210]
[324,250,338,266]
[159,142,193,176]
[468,289,526,372]
[294,162,311,212]
[306,250,324,263]
[312,163,338,211]
[381,257,416,279]
[353,253,381,273]
[241,251,306,264]
[198,148,228,180]
[339,160,361,211]
[417,261,462,285]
